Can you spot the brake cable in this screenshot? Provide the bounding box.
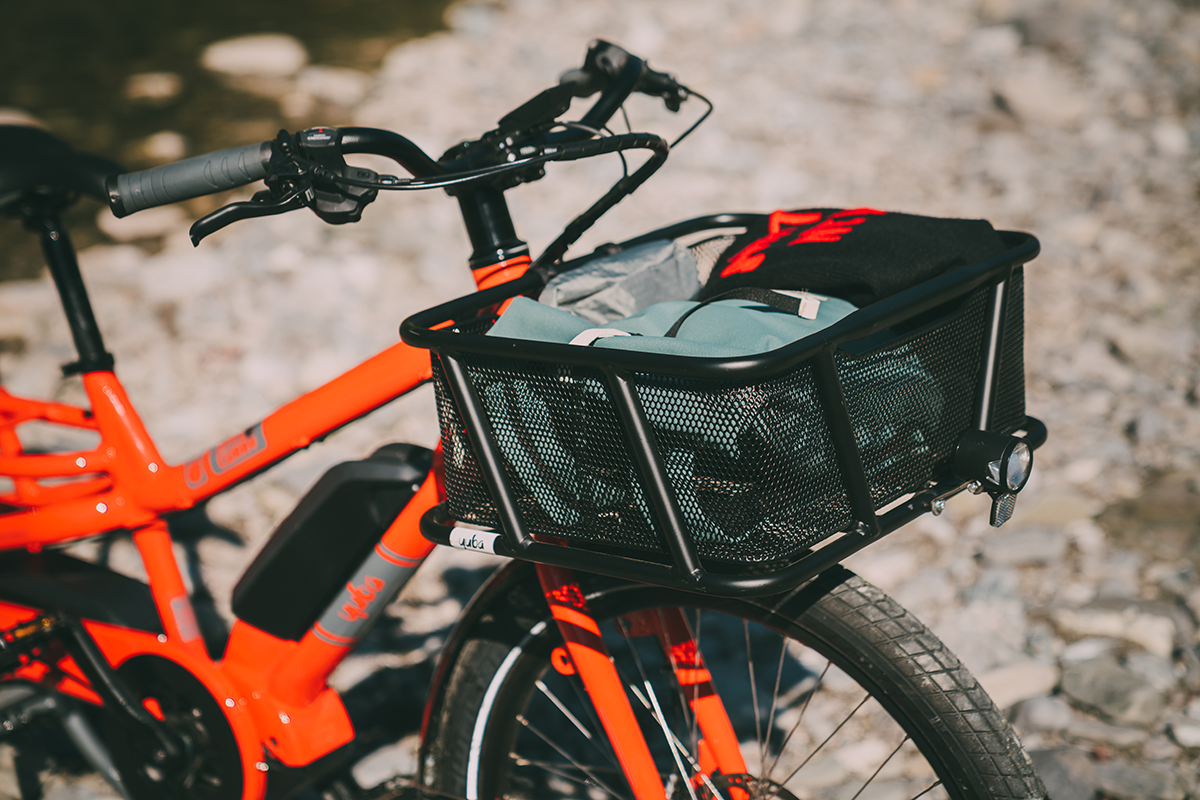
[669,87,713,148]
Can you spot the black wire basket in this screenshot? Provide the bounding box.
[401,214,1043,596]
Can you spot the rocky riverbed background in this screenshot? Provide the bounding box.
[2,0,1200,797]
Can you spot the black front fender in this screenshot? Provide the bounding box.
[417,559,545,776]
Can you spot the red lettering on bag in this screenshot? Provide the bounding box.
[792,219,858,243]
[792,208,885,243]
[719,211,821,277]
[831,207,887,218]
[767,210,823,234]
[717,208,886,278]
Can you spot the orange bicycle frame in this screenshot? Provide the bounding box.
[1,230,743,798]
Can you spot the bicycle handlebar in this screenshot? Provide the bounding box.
[103,37,691,250]
[107,142,272,217]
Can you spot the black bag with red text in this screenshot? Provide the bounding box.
[700,208,1009,306]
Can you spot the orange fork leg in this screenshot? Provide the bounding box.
[537,564,667,800]
[623,608,749,784]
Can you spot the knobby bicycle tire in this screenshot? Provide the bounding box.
[421,565,1045,800]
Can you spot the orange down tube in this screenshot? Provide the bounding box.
[269,471,441,707]
[537,563,667,800]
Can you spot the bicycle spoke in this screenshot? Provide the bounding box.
[778,693,870,788]
[513,757,625,795]
[911,779,945,798]
[614,612,712,796]
[535,679,613,760]
[515,714,626,800]
[562,655,623,769]
[763,630,788,775]
[766,660,831,781]
[744,619,764,771]
[638,680,700,800]
[629,683,727,800]
[650,608,701,768]
[847,735,908,800]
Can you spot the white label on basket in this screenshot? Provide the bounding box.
[570,328,632,346]
[450,527,501,555]
[773,289,827,320]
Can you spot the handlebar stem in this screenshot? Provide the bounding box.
[457,187,529,270]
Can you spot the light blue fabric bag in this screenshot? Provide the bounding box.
[476,286,943,552]
[489,292,858,357]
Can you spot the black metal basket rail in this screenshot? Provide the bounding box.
[400,218,1043,596]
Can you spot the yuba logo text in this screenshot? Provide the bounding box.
[461,533,488,551]
[185,423,267,488]
[451,528,497,554]
[338,575,386,622]
[210,424,267,473]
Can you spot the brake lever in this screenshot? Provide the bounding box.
[636,67,688,112]
[562,40,688,113]
[188,181,311,246]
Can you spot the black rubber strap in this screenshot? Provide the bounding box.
[664,288,801,338]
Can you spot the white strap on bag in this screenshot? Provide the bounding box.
[569,328,634,346]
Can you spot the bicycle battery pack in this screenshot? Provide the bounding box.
[231,443,433,641]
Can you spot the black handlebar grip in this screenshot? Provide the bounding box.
[107,141,272,218]
[550,132,669,162]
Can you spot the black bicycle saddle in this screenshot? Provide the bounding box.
[0,124,124,206]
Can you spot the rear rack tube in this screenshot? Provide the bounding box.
[605,367,703,580]
[975,276,1009,430]
[419,415,1046,597]
[437,351,538,556]
[811,348,881,537]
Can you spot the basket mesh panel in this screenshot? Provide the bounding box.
[835,287,989,508]
[632,369,853,562]
[432,271,1027,567]
[438,356,662,552]
[991,268,1026,435]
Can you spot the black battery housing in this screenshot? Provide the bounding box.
[231,443,433,641]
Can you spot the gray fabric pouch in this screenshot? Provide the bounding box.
[539,239,701,324]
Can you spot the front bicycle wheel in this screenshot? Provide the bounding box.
[422,565,1044,800]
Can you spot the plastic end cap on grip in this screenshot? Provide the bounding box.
[105,174,132,218]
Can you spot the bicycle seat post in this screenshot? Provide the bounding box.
[21,197,114,376]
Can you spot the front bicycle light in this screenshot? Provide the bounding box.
[952,429,1034,526]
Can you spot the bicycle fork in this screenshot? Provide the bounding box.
[537,564,747,800]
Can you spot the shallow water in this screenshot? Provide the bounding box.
[0,0,449,280]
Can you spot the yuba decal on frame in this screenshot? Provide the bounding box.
[183,458,209,489]
[450,528,499,555]
[315,553,416,641]
[169,595,201,643]
[183,422,267,488]
[208,424,267,474]
[338,575,386,622]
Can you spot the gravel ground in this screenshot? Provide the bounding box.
[2,0,1200,797]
